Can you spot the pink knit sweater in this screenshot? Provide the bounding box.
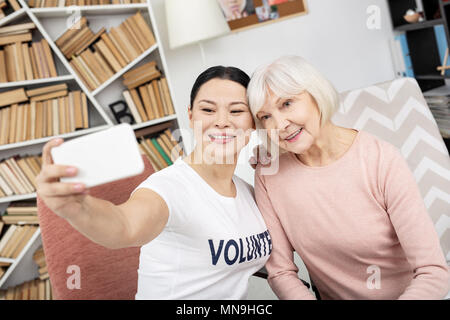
[255,130,449,300]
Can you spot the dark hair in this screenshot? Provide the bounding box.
[190,66,250,109]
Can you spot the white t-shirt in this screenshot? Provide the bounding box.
[131,158,271,300]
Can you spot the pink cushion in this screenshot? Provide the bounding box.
[37,155,154,300]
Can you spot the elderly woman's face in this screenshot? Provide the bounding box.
[256,90,321,154]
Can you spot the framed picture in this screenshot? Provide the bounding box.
[216,0,308,32]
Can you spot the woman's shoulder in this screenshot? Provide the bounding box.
[357,130,402,158]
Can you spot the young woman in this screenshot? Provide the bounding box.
[247,55,449,300]
[36,66,271,300]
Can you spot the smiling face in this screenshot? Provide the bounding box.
[256,89,322,154]
[189,78,255,163]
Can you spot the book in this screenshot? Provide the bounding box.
[151,80,165,117]
[138,84,155,120]
[0,88,28,107]
[0,225,17,253]
[146,82,160,118]
[11,226,38,259]
[0,225,25,257]
[150,137,172,165]
[144,138,167,169]
[0,50,6,82]
[40,39,57,78]
[2,215,39,225]
[122,90,142,123]
[0,33,32,46]
[30,89,68,102]
[160,77,175,115]
[129,88,148,122]
[94,39,122,73]
[26,83,68,97]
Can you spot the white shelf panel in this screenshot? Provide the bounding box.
[0,193,36,204]
[30,4,149,18]
[92,43,158,96]
[0,257,16,264]
[0,8,27,27]
[0,124,111,152]
[0,228,40,289]
[131,114,178,131]
[0,75,74,89]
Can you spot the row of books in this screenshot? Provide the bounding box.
[122,68,175,124]
[58,12,155,91]
[424,95,450,138]
[0,23,59,82]
[0,0,21,20]
[0,89,89,146]
[33,246,49,281]
[1,200,38,225]
[0,225,39,259]
[0,154,42,197]
[138,128,183,172]
[28,0,146,7]
[0,278,52,300]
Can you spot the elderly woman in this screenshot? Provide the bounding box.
[247,55,449,300]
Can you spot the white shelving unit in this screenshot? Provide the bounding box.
[0,0,183,292]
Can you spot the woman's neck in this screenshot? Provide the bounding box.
[296,122,357,167]
[183,148,238,196]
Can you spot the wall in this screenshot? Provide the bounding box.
[150,0,396,299]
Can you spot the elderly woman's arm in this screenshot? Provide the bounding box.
[255,168,316,300]
[380,145,449,299]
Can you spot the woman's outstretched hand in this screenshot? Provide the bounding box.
[36,138,89,220]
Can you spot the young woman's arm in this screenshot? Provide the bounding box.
[380,145,449,299]
[36,138,168,249]
[254,167,316,300]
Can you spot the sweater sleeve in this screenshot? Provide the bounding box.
[254,167,316,300]
[380,144,449,299]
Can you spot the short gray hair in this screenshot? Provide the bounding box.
[247,55,340,128]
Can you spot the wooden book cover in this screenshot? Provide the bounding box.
[55,16,87,48]
[22,104,29,141]
[160,77,175,114]
[63,96,70,132]
[7,0,21,11]
[29,101,36,140]
[22,43,34,81]
[13,43,25,81]
[81,92,88,128]
[11,226,37,259]
[123,60,156,80]
[30,89,68,102]
[0,225,17,253]
[70,59,94,91]
[151,80,165,118]
[138,84,155,120]
[58,97,65,134]
[0,173,13,196]
[41,101,48,138]
[14,104,23,143]
[41,39,57,78]
[1,226,26,258]
[73,27,105,56]
[94,40,121,73]
[0,88,28,107]
[0,50,7,82]
[129,88,148,122]
[46,99,53,137]
[72,91,83,129]
[93,50,114,80]
[36,41,50,78]
[116,23,140,60]
[0,107,9,145]
[16,158,37,190]
[26,83,67,97]
[146,82,160,118]
[4,45,16,82]
[157,80,169,116]
[100,33,127,68]
[76,54,101,88]
[0,32,32,46]
[35,102,43,139]
[31,42,44,78]
[0,22,35,35]
[52,98,59,135]
[127,15,149,50]
[67,95,75,132]
[8,104,18,143]
[120,20,143,55]
[122,90,142,123]
[138,140,162,171]
[144,138,167,169]
[133,12,155,47]
[80,49,106,84]
[109,27,133,63]
[29,45,39,79]
[156,136,173,164]
[8,157,33,193]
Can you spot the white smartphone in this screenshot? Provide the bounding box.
[51,123,145,188]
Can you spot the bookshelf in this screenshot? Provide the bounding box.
[0,0,184,293]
